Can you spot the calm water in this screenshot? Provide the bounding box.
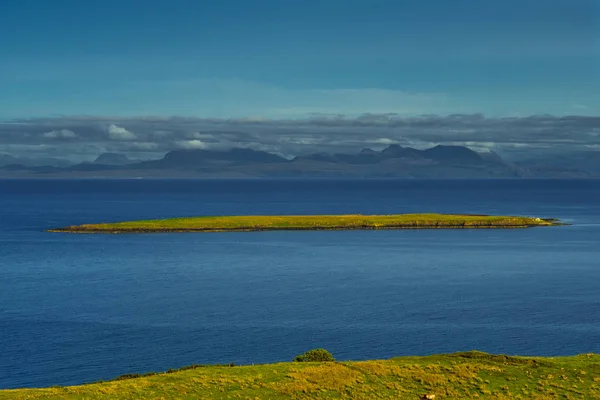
[1,179,599,389]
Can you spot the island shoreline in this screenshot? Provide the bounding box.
[48,214,563,234]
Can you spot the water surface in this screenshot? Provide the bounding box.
[1,179,599,388]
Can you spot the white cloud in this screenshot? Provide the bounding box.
[175,139,207,149]
[374,138,398,145]
[43,129,77,139]
[186,132,218,140]
[502,142,533,149]
[447,141,497,152]
[108,124,137,140]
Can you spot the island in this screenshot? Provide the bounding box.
[48,213,561,233]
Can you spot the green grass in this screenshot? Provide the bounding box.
[49,213,559,233]
[2,352,599,399]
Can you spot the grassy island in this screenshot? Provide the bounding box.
[49,213,560,233]
[2,352,598,399]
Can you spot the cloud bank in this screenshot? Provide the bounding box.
[1,114,599,161]
[43,129,77,139]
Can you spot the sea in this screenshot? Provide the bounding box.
[1,179,599,389]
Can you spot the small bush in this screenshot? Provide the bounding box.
[294,348,335,362]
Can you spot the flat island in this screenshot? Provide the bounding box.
[49,213,560,233]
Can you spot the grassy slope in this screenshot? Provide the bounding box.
[2,352,599,399]
[51,213,556,233]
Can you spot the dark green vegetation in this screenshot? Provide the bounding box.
[49,213,560,233]
[294,349,336,362]
[2,352,599,399]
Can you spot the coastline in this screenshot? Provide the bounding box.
[2,351,598,399]
[48,213,561,234]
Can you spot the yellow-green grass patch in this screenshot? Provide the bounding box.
[49,213,561,233]
[2,351,598,399]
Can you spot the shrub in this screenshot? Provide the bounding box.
[294,348,335,362]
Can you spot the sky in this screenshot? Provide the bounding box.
[0,0,599,160]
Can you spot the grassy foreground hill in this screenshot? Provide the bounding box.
[49,213,559,233]
[2,352,599,399]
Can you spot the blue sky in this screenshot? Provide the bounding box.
[1,0,598,119]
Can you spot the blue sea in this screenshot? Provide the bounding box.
[1,179,599,389]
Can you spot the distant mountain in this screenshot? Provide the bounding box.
[381,144,424,159]
[293,153,339,163]
[479,150,504,164]
[359,148,378,155]
[422,145,484,165]
[0,164,62,174]
[0,154,72,168]
[518,152,600,176]
[93,153,135,166]
[1,145,597,179]
[0,154,19,166]
[148,148,288,169]
[297,144,488,167]
[292,150,381,165]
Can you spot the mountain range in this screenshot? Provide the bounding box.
[0,145,597,178]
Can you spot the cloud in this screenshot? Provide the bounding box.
[1,113,599,161]
[43,129,77,139]
[107,124,137,140]
[125,142,160,151]
[588,129,600,137]
[175,139,207,149]
[152,130,172,137]
[374,138,398,145]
